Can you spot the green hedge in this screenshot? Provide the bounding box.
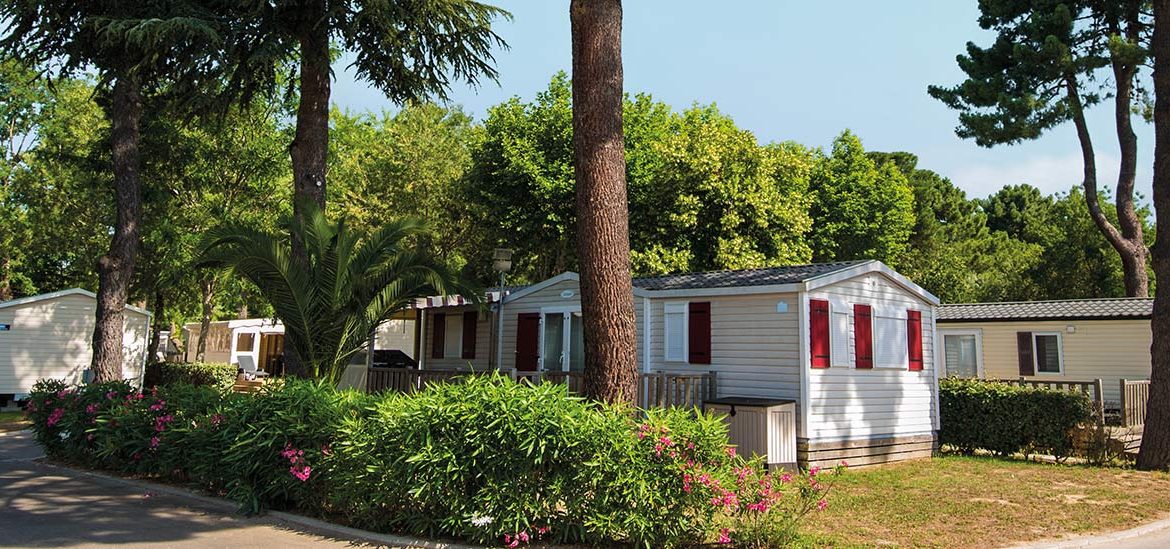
[143,362,237,391]
[24,375,841,548]
[939,377,1094,458]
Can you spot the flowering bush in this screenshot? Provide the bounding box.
[27,374,840,548]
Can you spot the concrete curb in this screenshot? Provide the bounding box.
[33,460,484,549]
[1012,516,1170,548]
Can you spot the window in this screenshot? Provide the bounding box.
[1033,332,1062,374]
[943,332,980,378]
[873,313,908,368]
[443,313,463,358]
[830,307,849,367]
[664,303,687,362]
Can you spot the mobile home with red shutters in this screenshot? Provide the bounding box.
[407,260,940,468]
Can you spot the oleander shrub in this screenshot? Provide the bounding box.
[27,374,840,548]
[939,377,1094,459]
[143,362,237,391]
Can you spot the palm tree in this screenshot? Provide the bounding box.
[197,204,474,383]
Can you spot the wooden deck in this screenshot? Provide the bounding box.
[366,367,717,410]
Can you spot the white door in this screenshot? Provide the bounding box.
[541,310,585,372]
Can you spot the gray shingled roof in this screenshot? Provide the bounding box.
[938,298,1153,322]
[630,260,869,291]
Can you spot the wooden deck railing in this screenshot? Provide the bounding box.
[1120,379,1150,428]
[988,378,1106,424]
[370,367,716,409]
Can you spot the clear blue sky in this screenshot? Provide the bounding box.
[332,0,1154,202]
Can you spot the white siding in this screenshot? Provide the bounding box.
[805,273,938,441]
[499,278,645,371]
[0,293,150,394]
[374,311,417,357]
[647,293,802,411]
[420,305,492,370]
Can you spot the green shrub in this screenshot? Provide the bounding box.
[939,377,1094,459]
[143,362,237,391]
[26,374,839,548]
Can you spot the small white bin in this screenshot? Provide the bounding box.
[704,397,797,469]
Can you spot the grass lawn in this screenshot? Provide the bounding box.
[806,455,1170,548]
[0,410,29,432]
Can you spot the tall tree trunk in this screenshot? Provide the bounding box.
[571,0,639,404]
[1066,72,1150,298]
[0,255,11,301]
[90,74,143,383]
[146,288,164,362]
[196,276,215,362]
[284,12,331,378]
[1139,0,1170,471]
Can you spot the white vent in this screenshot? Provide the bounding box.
[705,400,797,469]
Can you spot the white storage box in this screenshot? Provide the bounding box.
[704,397,797,469]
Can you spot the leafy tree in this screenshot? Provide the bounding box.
[1140,0,1170,471]
[0,58,51,299]
[571,0,639,403]
[466,74,815,283]
[808,131,915,266]
[329,104,484,274]
[929,0,1152,296]
[0,0,227,381]
[197,204,470,383]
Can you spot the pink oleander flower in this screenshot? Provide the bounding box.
[86,433,95,442]
[725,446,737,458]
[210,414,225,426]
[290,464,312,482]
[717,528,732,544]
[780,473,793,483]
[149,400,166,412]
[46,408,65,427]
[839,460,849,468]
[150,436,160,448]
[817,499,828,511]
[659,435,673,446]
[747,499,771,513]
[56,389,68,398]
[536,526,550,535]
[321,444,332,456]
[517,531,529,542]
[686,441,696,450]
[809,465,822,477]
[85,403,98,414]
[105,391,117,400]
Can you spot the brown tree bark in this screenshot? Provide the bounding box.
[0,255,12,301]
[1065,69,1150,298]
[570,0,639,405]
[196,276,215,362]
[90,74,143,383]
[282,8,331,378]
[146,288,164,363]
[1139,0,1170,471]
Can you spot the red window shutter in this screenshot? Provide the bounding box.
[854,304,873,369]
[1017,332,1035,376]
[907,309,923,371]
[810,299,830,368]
[461,311,477,359]
[515,313,541,372]
[431,313,446,359]
[688,302,711,364]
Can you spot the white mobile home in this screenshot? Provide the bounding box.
[0,289,150,400]
[937,298,1152,406]
[412,260,941,468]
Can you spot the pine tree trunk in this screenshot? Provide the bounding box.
[146,288,164,362]
[1139,0,1170,471]
[196,277,214,362]
[283,11,331,378]
[571,0,639,405]
[90,74,143,383]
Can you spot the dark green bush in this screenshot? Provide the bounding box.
[26,375,838,548]
[939,377,1094,459]
[143,362,237,391]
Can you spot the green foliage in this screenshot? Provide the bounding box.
[143,362,237,391]
[939,378,1094,459]
[26,376,838,548]
[809,131,915,267]
[467,73,815,282]
[197,205,474,382]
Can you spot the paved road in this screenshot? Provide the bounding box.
[0,429,373,548]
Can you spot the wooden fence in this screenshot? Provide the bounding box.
[1120,379,1151,428]
[368,367,716,410]
[988,378,1105,424]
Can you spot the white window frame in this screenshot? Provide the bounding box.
[663,301,689,363]
[1032,331,1064,375]
[539,305,581,372]
[829,302,850,367]
[939,328,983,379]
